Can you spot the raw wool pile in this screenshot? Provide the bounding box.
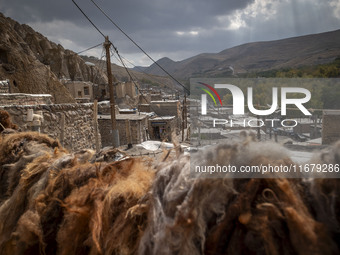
[0,131,154,255]
[139,140,340,255]
[0,110,18,132]
[1,126,340,255]
[308,142,340,246]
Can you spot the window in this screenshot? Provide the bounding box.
[84,86,89,95]
[78,91,82,97]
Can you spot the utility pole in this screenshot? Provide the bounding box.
[184,94,187,128]
[104,36,120,148]
[182,94,188,142]
[257,115,261,141]
[182,99,185,142]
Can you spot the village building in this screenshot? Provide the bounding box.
[322,110,340,144]
[148,116,177,142]
[98,113,149,147]
[115,81,137,99]
[63,81,94,101]
[150,100,181,117]
[150,92,162,101]
[93,83,109,101]
[138,104,151,112]
[293,118,322,140]
[150,100,182,128]
[138,93,151,104]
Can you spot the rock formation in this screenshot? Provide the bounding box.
[0,13,108,103]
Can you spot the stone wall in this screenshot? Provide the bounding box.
[150,94,162,101]
[0,93,54,106]
[138,104,151,112]
[150,100,181,118]
[0,103,101,152]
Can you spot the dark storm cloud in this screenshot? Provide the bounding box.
[0,0,339,66]
[0,0,255,61]
[0,0,253,31]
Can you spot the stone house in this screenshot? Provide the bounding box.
[150,100,182,128]
[64,81,94,100]
[148,116,177,142]
[116,81,137,99]
[322,110,340,144]
[98,113,148,147]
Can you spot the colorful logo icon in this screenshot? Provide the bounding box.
[198,82,223,106]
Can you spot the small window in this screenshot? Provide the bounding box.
[78,91,82,97]
[84,86,89,95]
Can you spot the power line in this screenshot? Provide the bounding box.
[109,48,179,95]
[110,48,170,124]
[71,0,181,134]
[90,0,189,94]
[114,54,177,93]
[71,0,184,99]
[91,48,106,84]
[120,55,167,84]
[71,0,105,38]
[76,43,102,55]
[71,0,187,94]
[89,45,178,96]
[110,48,139,91]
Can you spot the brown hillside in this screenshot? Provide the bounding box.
[81,56,182,92]
[144,29,340,79]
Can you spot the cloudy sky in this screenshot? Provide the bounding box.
[1,0,339,67]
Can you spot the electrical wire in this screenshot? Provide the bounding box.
[71,0,185,102]
[110,48,138,90]
[91,48,106,84]
[71,0,186,95]
[71,0,105,38]
[119,55,173,90]
[110,48,171,124]
[90,0,189,94]
[71,0,186,142]
[76,43,102,55]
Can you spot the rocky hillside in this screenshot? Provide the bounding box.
[143,29,340,79]
[0,13,108,103]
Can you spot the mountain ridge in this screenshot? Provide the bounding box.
[142,29,340,79]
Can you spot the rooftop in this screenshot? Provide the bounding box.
[323,110,340,115]
[151,100,179,103]
[98,113,147,121]
[150,116,176,121]
[0,93,52,97]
